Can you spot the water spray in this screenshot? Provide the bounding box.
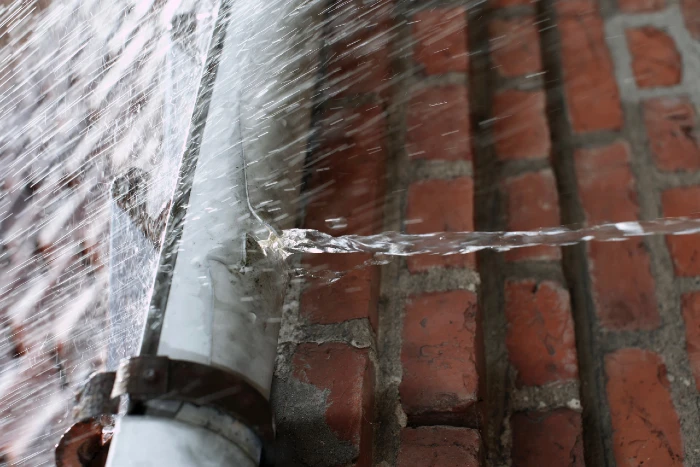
[54,1,297,464]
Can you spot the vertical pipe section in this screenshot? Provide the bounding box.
[106,0,321,465]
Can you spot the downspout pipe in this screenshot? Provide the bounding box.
[56,1,290,465]
[104,0,287,464]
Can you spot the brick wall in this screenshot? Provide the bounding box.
[272,0,700,465]
[470,0,586,463]
[273,2,484,465]
[539,0,700,463]
[272,2,389,465]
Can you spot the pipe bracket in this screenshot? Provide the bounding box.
[112,356,275,465]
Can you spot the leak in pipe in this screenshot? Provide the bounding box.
[54,0,321,464]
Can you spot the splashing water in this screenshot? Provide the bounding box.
[0,0,219,463]
[253,217,700,285]
[271,217,700,257]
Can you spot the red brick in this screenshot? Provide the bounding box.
[503,170,561,262]
[493,90,550,161]
[327,0,392,96]
[301,105,386,329]
[575,143,639,225]
[490,0,532,8]
[643,97,700,171]
[681,292,700,390]
[605,349,683,467]
[397,426,482,467]
[412,8,468,75]
[662,186,700,276]
[400,290,480,423]
[406,177,475,272]
[505,280,578,387]
[406,85,471,161]
[683,0,700,40]
[304,106,386,237]
[557,8,623,133]
[587,240,658,331]
[575,143,660,330]
[300,253,379,329]
[511,410,584,467]
[292,343,374,465]
[328,27,391,97]
[555,0,599,15]
[626,27,682,88]
[489,16,542,78]
[619,0,665,12]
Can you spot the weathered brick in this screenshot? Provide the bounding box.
[619,0,665,12]
[555,0,599,15]
[605,349,683,467]
[503,170,561,262]
[575,143,659,330]
[490,0,532,8]
[575,143,638,225]
[400,290,480,424]
[681,292,700,390]
[301,105,386,329]
[328,28,391,97]
[683,0,700,40]
[291,343,374,466]
[511,410,584,466]
[643,97,700,171]
[662,186,700,276]
[489,16,542,78]
[412,8,468,75]
[557,7,623,132]
[493,90,550,161]
[300,253,379,329]
[327,0,391,96]
[406,85,471,161]
[406,177,475,272]
[626,27,682,88]
[586,240,659,331]
[505,280,578,387]
[304,106,386,237]
[397,426,482,467]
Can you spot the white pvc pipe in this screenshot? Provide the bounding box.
[107,7,272,465]
[106,0,319,464]
[107,416,259,467]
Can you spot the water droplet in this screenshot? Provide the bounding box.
[325,217,348,230]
